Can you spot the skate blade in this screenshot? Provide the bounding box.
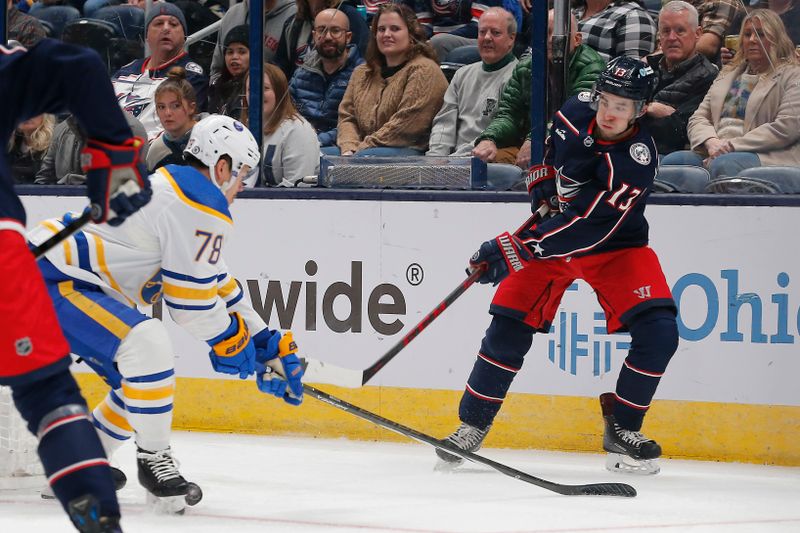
[40,484,56,500]
[146,492,186,515]
[433,458,464,472]
[605,453,660,475]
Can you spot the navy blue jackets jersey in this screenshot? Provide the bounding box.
[112,53,207,140]
[523,93,658,258]
[0,40,133,225]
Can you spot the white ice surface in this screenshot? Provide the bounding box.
[1,431,798,533]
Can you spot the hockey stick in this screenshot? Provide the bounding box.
[30,210,92,260]
[360,204,550,386]
[304,384,636,497]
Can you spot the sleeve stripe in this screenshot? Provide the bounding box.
[162,268,219,284]
[224,291,244,308]
[163,282,218,301]
[164,301,217,311]
[218,278,239,298]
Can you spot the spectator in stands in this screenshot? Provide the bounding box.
[473,10,604,168]
[290,8,365,148]
[333,3,448,157]
[7,114,53,184]
[721,0,800,65]
[6,0,46,47]
[661,10,800,179]
[211,0,297,81]
[209,24,249,120]
[574,0,656,62]
[643,1,718,155]
[147,67,200,172]
[427,8,517,157]
[35,112,147,184]
[111,2,208,141]
[245,64,320,187]
[274,0,370,79]
[688,0,745,60]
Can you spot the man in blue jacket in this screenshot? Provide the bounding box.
[289,8,364,148]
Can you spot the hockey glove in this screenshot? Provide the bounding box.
[81,137,152,226]
[255,331,304,406]
[207,312,256,379]
[526,164,559,215]
[468,232,532,286]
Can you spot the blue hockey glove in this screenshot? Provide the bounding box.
[526,164,559,215]
[468,232,532,285]
[81,137,152,226]
[207,312,256,379]
[255,331,304,406]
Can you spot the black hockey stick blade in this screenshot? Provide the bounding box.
[360,205,551,386]
[304,384,636,497]
[30,209,91,260]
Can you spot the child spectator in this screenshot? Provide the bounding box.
[148,67,200,172]
[208,24,250,120]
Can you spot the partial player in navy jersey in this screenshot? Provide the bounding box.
[0,39,151,531]
[437,57,679,475]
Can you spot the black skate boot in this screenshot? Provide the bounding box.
[434,422,491,468]
[137,447,202,514]
[600,392,661,475]
[67,494,122,533]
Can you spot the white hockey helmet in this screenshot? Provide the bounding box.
[184,115,260,192]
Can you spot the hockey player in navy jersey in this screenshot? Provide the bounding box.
[28,114,306,514]
[437,57,679,475]
[0,39,151,531]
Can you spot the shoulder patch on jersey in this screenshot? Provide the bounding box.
[583,136,594,147]
[629,143,651,165]
[185,62,204,74]
[577,91,592,102]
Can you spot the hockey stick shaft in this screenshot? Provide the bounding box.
[30,210,91,260]
[361,205,549,386]
[304,384,635,497]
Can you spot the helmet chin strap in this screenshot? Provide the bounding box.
[209,162,236,193]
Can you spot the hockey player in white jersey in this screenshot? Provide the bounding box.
[28,115,305,513]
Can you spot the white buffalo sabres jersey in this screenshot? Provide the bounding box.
[28,165,267,341]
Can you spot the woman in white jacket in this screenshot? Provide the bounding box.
[244,63,320,187]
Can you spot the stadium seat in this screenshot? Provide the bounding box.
[730,166,800,193]
[440,62,466,83]
[654,165,710,193]
[93,5,145,41]
[62,18,118,73]
[32,5,81,38]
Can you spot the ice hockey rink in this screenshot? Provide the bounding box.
[0,431,798,533]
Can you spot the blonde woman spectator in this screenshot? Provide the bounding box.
[148,67,200,172]
[8,114,53,184]
[333,3,448,156]
[244,64,320,187]
[661,9,800,179]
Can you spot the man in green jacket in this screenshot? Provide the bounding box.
[473,11,605,169]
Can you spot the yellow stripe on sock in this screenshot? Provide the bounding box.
[121,383,175,401]
[97,400,133,432]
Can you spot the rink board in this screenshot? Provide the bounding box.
[21,194,800,465]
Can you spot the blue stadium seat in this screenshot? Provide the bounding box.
[92,5,145,41]
[62,18,118,73]
[32,5,82,38]
[732,166,800,193]
[654,165,710,193]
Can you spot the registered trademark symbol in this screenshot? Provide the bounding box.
[406,264,423,286]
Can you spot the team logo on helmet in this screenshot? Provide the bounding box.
[577,91,592,102]
[629,143,651,165]
[233,121,244,132]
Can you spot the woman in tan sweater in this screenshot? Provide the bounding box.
[332,3,448,156]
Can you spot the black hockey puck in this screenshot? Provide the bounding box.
[184,482,203,506]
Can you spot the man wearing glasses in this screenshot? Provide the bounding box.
[289,8,365,149]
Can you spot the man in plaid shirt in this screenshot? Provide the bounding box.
[689,0,744,58]
[574,0,657,62]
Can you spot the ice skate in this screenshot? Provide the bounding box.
[600,393,661,475]
[67,494,122,533]
[137,447,202,514]
[42,466,127,500]
[434,422,491,469]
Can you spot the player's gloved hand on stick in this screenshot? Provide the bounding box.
[468,232,532,286]
[81,137,152,226]
[207,312,256,379]
[526,164,559,215]
[253,330,304,406]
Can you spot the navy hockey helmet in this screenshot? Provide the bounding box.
[591,56,659,110]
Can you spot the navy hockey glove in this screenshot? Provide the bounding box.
[255,331,304,406]
[468,232,532,285]
[81,137,152,226]
[207,312,256,379]
[526,164,559,215]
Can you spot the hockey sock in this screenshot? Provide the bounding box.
[120,370,175,452]
[92,389,133,457]
[614,307,679,430]
[459,315,534,429]
[12,370,119,519]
